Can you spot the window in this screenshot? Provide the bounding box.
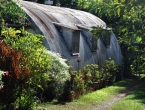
[71,30,80,55]
[77,25,98,52]
[100,28,112,48]
[54,23,80,55]
[91,37,98,52]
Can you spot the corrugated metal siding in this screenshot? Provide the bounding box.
[21,1,122,69]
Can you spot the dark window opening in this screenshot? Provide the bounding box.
[54,23,80,56]
[71,30,80,55]
[100,29,112,48]
[91,37,98,52]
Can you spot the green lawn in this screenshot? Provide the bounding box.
[109,84,145,110]
[36,79,141,110]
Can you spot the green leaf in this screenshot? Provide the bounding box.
[37,84,44,90]
[15,30,21,34]
[136,37,142,43]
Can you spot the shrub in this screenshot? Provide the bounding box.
[0,37,31,109]
[69,60,119,97]
[102,59,119,81]
[45,51,70,99]
[0,27,70,108]
[0,0,28,25]
[73,71,85,98]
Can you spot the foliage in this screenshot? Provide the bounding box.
[0,26,70,108]
[86,0,145,76]
[0,0,28,25]
[90,26,112,49]
[45,51,70,98]
[102,59,118,80]
[69,60,118,97]
[73,71,85,95]
[11,88,35,110]
[89,26,103,40]
[55,0,91,10]
[79,0,91,10]
[88,0,145,35]
[82,64,98,86]
[53,0,78,9]
[63,81,73,96]
[2,26,70,81]
[130,50,145,76]
[24,0,78,8]
[57,0,145,78]
[0,39,31,109]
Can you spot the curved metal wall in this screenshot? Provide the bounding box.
[21,1,122,69]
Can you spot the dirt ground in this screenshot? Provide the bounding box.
[94,80,145,110]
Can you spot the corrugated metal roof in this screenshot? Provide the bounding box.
[21,1,122,69]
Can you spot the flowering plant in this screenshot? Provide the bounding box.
[46,50,70,81]
[5,71,9,77]
[102,59,119,80]
[73,74,85,92]
[0,70,5,89]
[45,50,70,96]
[77,57,81,62]
[1,27,70,104]
[0,0,28,25]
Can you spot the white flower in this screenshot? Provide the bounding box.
[44,50,70,94]
[0,70,5,89]
[0,70,5,79]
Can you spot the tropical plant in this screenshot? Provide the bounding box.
[89,26,102,40]
[86,0,145,76]
[73,71,85,92]
[70,64,101,94]
[102,59,119,81]
[0,26,70,108]
[11,88,36,110]
[130,50,145,76]
[0,39,31,109]
[45,51,70,99]
[52,0,78,9]
[82,64,96,88]
[0,0,28,25]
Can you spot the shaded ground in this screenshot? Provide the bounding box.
[94,80,145,110]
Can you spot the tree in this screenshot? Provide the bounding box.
[53,0,78,9]
[0,0,27,25]
[87,0,145,77]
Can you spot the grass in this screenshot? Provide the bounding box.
[36,79,141,110]
[109,84,145,110]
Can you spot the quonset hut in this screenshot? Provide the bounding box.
[21,1,122,70]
